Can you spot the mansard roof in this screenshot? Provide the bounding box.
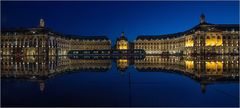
[136,23,239,40]
[1,27,55,35]
[64,34,109,40]
[1,27,109,40]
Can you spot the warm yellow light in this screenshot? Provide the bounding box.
[186,40,194,47]
[119,59,128,63]
[2,49,10,55]
[26,48,36,55]
[216,36,223,46]
[185,36,194,47]
[117,59,129,69]
[205,61,223,75]
[119,46,128,50]
[185,60,194,70]
[117,40,128,50]
[205,33,222,46]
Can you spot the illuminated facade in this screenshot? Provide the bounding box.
[1,19,112,56]
[135,56,239,81]
[1,15,239,56]
[116,59,129,71]
[134,14,239,55]
[1,56,111,78]
[134,55,239,92]
[1,56,112,91]
[116,32,129,50]
[1,54,238,92]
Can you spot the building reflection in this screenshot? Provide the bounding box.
[117,59,129,72]
[1,56,112,77]
[39,80,45,92]
[135,56,239,92]
[1,55,239,92]
[116,57,136,73]
[1,56,112,91]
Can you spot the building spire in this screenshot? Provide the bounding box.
[39,18,45,28]
[200,13,206,24]
[121,32,125,37]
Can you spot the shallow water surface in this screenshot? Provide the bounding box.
[1,56,239,107]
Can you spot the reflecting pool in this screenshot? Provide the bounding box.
[1,55,239,107]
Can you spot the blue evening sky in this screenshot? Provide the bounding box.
[1,1,239,42]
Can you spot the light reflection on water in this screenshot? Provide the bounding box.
[1,55,239,107]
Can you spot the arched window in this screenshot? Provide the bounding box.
[206,36,210,39]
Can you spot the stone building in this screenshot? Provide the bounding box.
[1,19,112,56]
[134,14,239,55]
[116,32,129,50]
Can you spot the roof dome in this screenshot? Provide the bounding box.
[118,32,128,41]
